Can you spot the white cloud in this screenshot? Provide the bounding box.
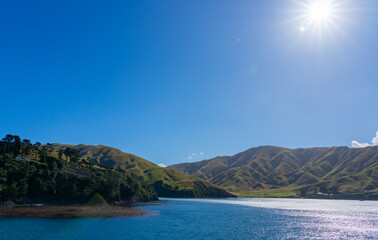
[351,141,370,148]
[351,131,378,148]
[158,163,166,168]
[188,152,204,160]
[372,132,378,145]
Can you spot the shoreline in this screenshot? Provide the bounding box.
[0,205,149,218]
[230,195,378,201]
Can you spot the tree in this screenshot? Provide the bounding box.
[64,148,71,161]
[1,135,22,158]
[58,149,64,160]
[12,136,21,157]
[46,143,53,154]
[71,149,80,163]
[21,139,32,157]
[33,142,41,160]
[39,146,49,162]
[0,141,4,155]
[2,134,14,154]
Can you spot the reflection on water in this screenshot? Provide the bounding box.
[166,198,378,239]
[0,198,377,240]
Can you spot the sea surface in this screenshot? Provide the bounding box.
[0,198,377,240]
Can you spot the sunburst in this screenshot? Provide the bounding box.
[298,0,339,33]
[288,0,353,45]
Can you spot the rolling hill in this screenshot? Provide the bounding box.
[52,144,234,198]
[170,146,378,199]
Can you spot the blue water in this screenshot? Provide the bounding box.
[0,198,377,240]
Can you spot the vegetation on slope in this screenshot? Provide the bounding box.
[171,146,378,199]
[0,135,157,204]
[51,144,234,198]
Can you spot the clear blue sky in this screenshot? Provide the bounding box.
[1,0,377,165]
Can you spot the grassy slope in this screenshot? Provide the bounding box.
[171,146,378,199]
[52,144,234,198]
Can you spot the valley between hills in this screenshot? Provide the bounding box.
[1,134,377,202]
[49,143,378,200]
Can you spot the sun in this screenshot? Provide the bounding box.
[308,1,331,22]
[289,0,364,44]
[295,0,341,34]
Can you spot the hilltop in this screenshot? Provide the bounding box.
[170,146,378,199]
[0,135,157,205]
[0,134,233,207]
[51,144,234,198]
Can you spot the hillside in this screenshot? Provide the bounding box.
[52,144,234,198]
[0,135,157,205]
[170,146,378,199]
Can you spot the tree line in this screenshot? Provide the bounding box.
[0,134,157,204]
[0,134,81,163]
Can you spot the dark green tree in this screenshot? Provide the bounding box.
[64,148,71,161]
[33,142,41,160]
[58,149,64,160]
[21,139,32,157]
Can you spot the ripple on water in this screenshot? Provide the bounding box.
[0,198,377,240]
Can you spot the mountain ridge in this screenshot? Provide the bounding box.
[170,145,378,199]
[51,143,235,198]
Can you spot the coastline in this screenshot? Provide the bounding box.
[0,205,149,218]
[231,194,378,201]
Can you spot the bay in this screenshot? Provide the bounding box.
[0,198,377,240]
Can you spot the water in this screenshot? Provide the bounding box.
[0,198,377,240]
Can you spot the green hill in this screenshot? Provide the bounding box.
[0,136,157,205]
[170,146,378,199]
[51,144,234,198]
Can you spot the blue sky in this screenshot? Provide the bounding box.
[1,0,377,165]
